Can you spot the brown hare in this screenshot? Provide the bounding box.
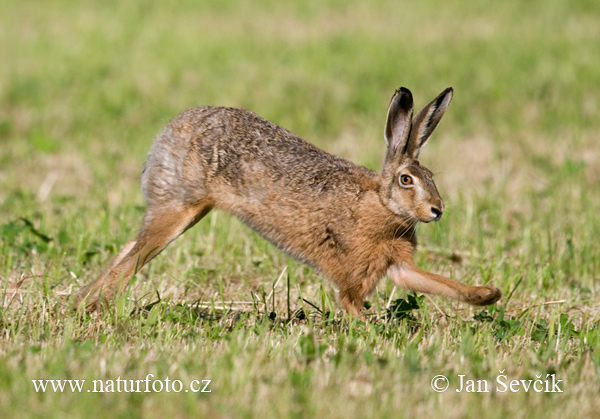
[76,87,501,315]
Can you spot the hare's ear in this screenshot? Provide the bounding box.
[405,87,453,159]
[384,87,413,160]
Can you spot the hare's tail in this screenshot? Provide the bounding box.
[75,201,212,311]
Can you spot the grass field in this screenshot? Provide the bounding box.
[1,0,600,417]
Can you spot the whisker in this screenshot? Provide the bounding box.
[390,217,420,254]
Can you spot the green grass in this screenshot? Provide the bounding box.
[1,0,600,417]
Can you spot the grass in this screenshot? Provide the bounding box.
[1,0,600,417]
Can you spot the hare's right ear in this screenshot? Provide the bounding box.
[384,87,414,161]
[404,87,453,159]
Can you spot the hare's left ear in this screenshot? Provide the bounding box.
[405,87,453,159]
[384,87,414,162]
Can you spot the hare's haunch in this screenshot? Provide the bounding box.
[76,87,501,314]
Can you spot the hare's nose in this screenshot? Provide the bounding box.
[431,206,443,221]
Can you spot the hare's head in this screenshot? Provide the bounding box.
[380,87,453,223]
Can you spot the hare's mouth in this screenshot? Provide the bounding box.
[419,206,443,223]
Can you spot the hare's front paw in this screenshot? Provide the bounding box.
[467,285,501,306]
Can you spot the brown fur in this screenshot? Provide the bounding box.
[75,87,501,314]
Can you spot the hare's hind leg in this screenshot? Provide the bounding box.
[75,201,212,311]
[387,262,501,306]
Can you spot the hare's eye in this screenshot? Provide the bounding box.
[400,175,413,186]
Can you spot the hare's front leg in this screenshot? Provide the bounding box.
[339,291,364,317]
[387,262,501,306]
[75,201,212,311]
[338,274,385,318]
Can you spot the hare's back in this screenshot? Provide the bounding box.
[189,107,372,189]
[143,106,376,207]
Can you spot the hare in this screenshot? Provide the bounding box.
[76,87,501,315]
